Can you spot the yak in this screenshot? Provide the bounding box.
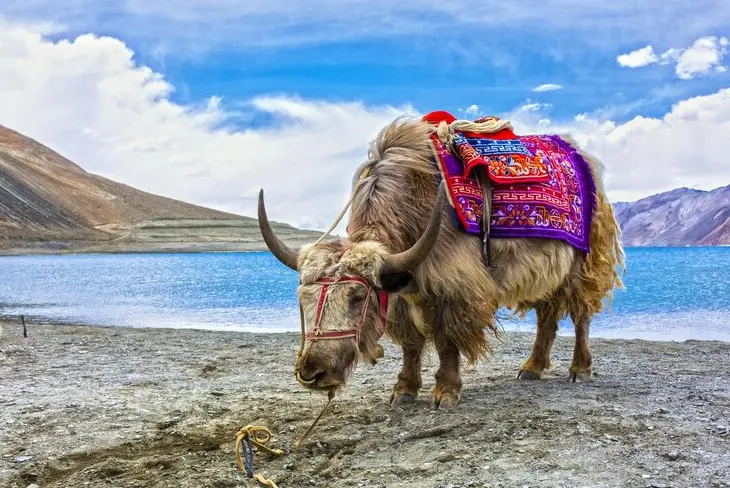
[257,114,625,410]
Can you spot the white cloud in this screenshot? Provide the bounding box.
[674,36,729,79]
[617,36,729,79]
[0,20,408,233]
[617,45,659,68]
[508,89,730,202]
[463,104,480,116]
[517,101,552,112]
[532,83,563,92]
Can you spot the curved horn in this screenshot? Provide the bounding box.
[257,189,299,271]
[381,180,447,273]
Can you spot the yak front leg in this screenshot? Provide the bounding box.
[388,297,426,405]
[390,339,425,405]
[432,334,462,410]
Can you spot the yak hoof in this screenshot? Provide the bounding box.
[390,392,416,405]
[390,383,418,406]
[431,388,460,411]
[517,369,542,381]
[568,369,592,382]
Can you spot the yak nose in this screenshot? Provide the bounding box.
[297,354,325,383]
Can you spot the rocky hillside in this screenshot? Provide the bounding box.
[614,185,730,246]
[0,124,323,254]
[3,123,728,253]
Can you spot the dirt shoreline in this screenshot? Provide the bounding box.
[1,320,729,488]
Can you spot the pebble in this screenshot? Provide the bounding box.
[664,451,680,461]
[15,456,33,463]
[437,451,456,463]
[26,484,40,488]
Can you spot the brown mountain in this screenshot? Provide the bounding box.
[4,123,727,253]
[614,185,730,246]
[0,124,322,254]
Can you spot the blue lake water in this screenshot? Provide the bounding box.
[1,248,729,342]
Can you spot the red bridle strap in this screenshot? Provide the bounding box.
[304,275,388,344]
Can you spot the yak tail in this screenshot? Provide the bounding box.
[562,136,626,317]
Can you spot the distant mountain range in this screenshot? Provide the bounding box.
[1,123,727,253]
[614,185,730,246]
[0,125,323,255]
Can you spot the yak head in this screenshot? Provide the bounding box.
[257,182,446,393]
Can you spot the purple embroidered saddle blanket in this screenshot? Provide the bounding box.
[428,128,597,252]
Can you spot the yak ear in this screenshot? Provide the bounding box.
[379,269,415,293]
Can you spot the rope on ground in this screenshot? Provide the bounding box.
[293,390,335,449]
[235,425,286,488]
[234,391,336,487]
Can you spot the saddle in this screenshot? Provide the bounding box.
[422,110,551,269]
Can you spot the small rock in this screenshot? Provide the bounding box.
[210,391,224,397]
[642,474,652,479]
[650,483,668,488]
[664,451,680,461]
[15,456,33,463]
[437,452,456,463]
[658,408,669,414]
[26,484,40,488]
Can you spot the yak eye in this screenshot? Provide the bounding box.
[350,293,365,307]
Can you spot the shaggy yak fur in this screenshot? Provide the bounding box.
[258,116,625,410]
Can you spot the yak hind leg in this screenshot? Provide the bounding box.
[568,310,593,382]
[518,303,559,380]
[387,297,426,405]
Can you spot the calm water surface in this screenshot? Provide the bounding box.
[1,248,729,341]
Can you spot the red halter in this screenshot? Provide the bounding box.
[305,275,389,344]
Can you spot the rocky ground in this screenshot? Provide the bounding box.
[1,320,729,488]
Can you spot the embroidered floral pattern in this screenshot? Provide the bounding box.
[430,133,596,252]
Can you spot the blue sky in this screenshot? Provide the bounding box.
[1,1,729,229]
[6,0,729,122]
